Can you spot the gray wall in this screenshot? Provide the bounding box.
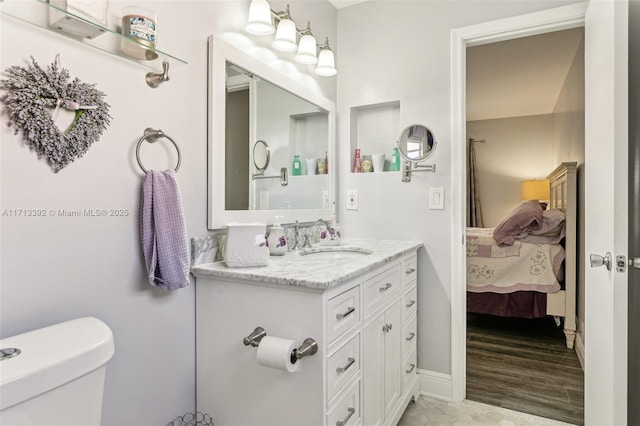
[336,0,581,375]
[0,1,336,425]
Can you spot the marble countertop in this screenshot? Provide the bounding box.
[190,238,422,290]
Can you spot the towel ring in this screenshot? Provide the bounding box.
[136,128,182,174]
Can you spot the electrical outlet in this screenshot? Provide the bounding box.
[429,187,444,210]
[346,190,359,210]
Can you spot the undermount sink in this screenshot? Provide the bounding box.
[298,246,372,260]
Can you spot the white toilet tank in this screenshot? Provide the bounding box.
[0,317,115,426]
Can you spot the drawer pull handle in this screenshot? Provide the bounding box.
[379,283,392,292]
[406,363,416,374]
[336,307,355,320]
[405,300,416,308]
[336,357,355,373]
[336,407,355,426]
[406,332,416,341]
[405,268,416,274]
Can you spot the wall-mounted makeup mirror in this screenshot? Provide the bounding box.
[398,124,437,182]
[208,36,336,229]
[253,140,270,173]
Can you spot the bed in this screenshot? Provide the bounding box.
[466,162,577,348]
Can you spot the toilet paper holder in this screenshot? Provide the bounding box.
[243,327,318,360]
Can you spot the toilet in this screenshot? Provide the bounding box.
[0,317,115,425]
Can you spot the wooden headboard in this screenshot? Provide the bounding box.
[546,161,578,348]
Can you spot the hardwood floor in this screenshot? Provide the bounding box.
[466,313,584,425]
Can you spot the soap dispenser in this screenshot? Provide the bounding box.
[320,214,341,246]
[267,216,287,256]
[292,155,302,176]
[391,142,401,171]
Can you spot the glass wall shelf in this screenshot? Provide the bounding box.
[0,0,187,73]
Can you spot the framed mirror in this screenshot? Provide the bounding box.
[398,124,436,162]
[208,36,336,229]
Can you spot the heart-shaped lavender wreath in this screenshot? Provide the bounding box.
[0,56,111,172]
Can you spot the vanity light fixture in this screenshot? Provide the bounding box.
[245,0,337,76]
[295,23,318,64]
[245,0,274,35]
[315,38,337,76]
[272,5,297,52]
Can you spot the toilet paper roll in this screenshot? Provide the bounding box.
[256,336,300,373]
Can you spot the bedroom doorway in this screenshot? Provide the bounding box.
[463,28,585,425]
[451,2,630,425]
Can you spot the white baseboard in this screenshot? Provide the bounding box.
[417,369,453,401]
[575,330,585,370]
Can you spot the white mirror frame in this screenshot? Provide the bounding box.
[207,36,336,229]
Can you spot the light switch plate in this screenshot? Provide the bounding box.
[429,187,444,210]
[346,190,359,210]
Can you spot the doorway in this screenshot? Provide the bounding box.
[451,3,630,425]
[463,28,585,425]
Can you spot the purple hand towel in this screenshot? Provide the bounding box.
[140,170,190,290]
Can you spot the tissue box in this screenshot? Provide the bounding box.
[224,222,269,268]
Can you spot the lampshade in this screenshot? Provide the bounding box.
[521,179,550,200]
[315,47,337,76]
[245,0,274,35]
[295,33,318,64]
[272,18,297,52]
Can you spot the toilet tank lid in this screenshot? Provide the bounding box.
[0,317,115,411]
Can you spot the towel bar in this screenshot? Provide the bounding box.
[135,128,181,174]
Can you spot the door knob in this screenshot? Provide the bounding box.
[590,252,612,271]
[629,257,640,270]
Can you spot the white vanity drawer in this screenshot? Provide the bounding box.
[327,286,360,344]
[363,265,400,318]
[402,315,417,358]
[402,346,418,391]
[327,334,360,402]
[402,255,417,287]
[402,285,417,321]
[327,380,360,426]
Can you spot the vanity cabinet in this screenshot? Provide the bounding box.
[363,300,401,426]
[193,241,420,426]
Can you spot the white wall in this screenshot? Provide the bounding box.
[0,1,336,425]
[336,0,581,376]
[467,115,555,226]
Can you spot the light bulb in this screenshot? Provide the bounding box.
[272,18,297,52]
[295,33,318,64]
[245,0,274,35]
[315,48,337,76]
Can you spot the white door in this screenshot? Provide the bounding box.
[584,1,628,424]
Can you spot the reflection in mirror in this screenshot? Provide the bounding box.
[398,124,436,162]
[225,60,329,211]
[208,36,336,229]
[253,140,270,173]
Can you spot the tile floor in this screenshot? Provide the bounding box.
[398,396,575,426]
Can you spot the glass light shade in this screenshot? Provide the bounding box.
[272,18,297,52]
[295,34,318,64]
[245,0,274,35]
[521,179,550,200]
[315,49,337,76]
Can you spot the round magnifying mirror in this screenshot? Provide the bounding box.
[253,140,271,172]
[398,125,436,162]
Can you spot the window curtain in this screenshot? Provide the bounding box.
[467,139,484,227]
